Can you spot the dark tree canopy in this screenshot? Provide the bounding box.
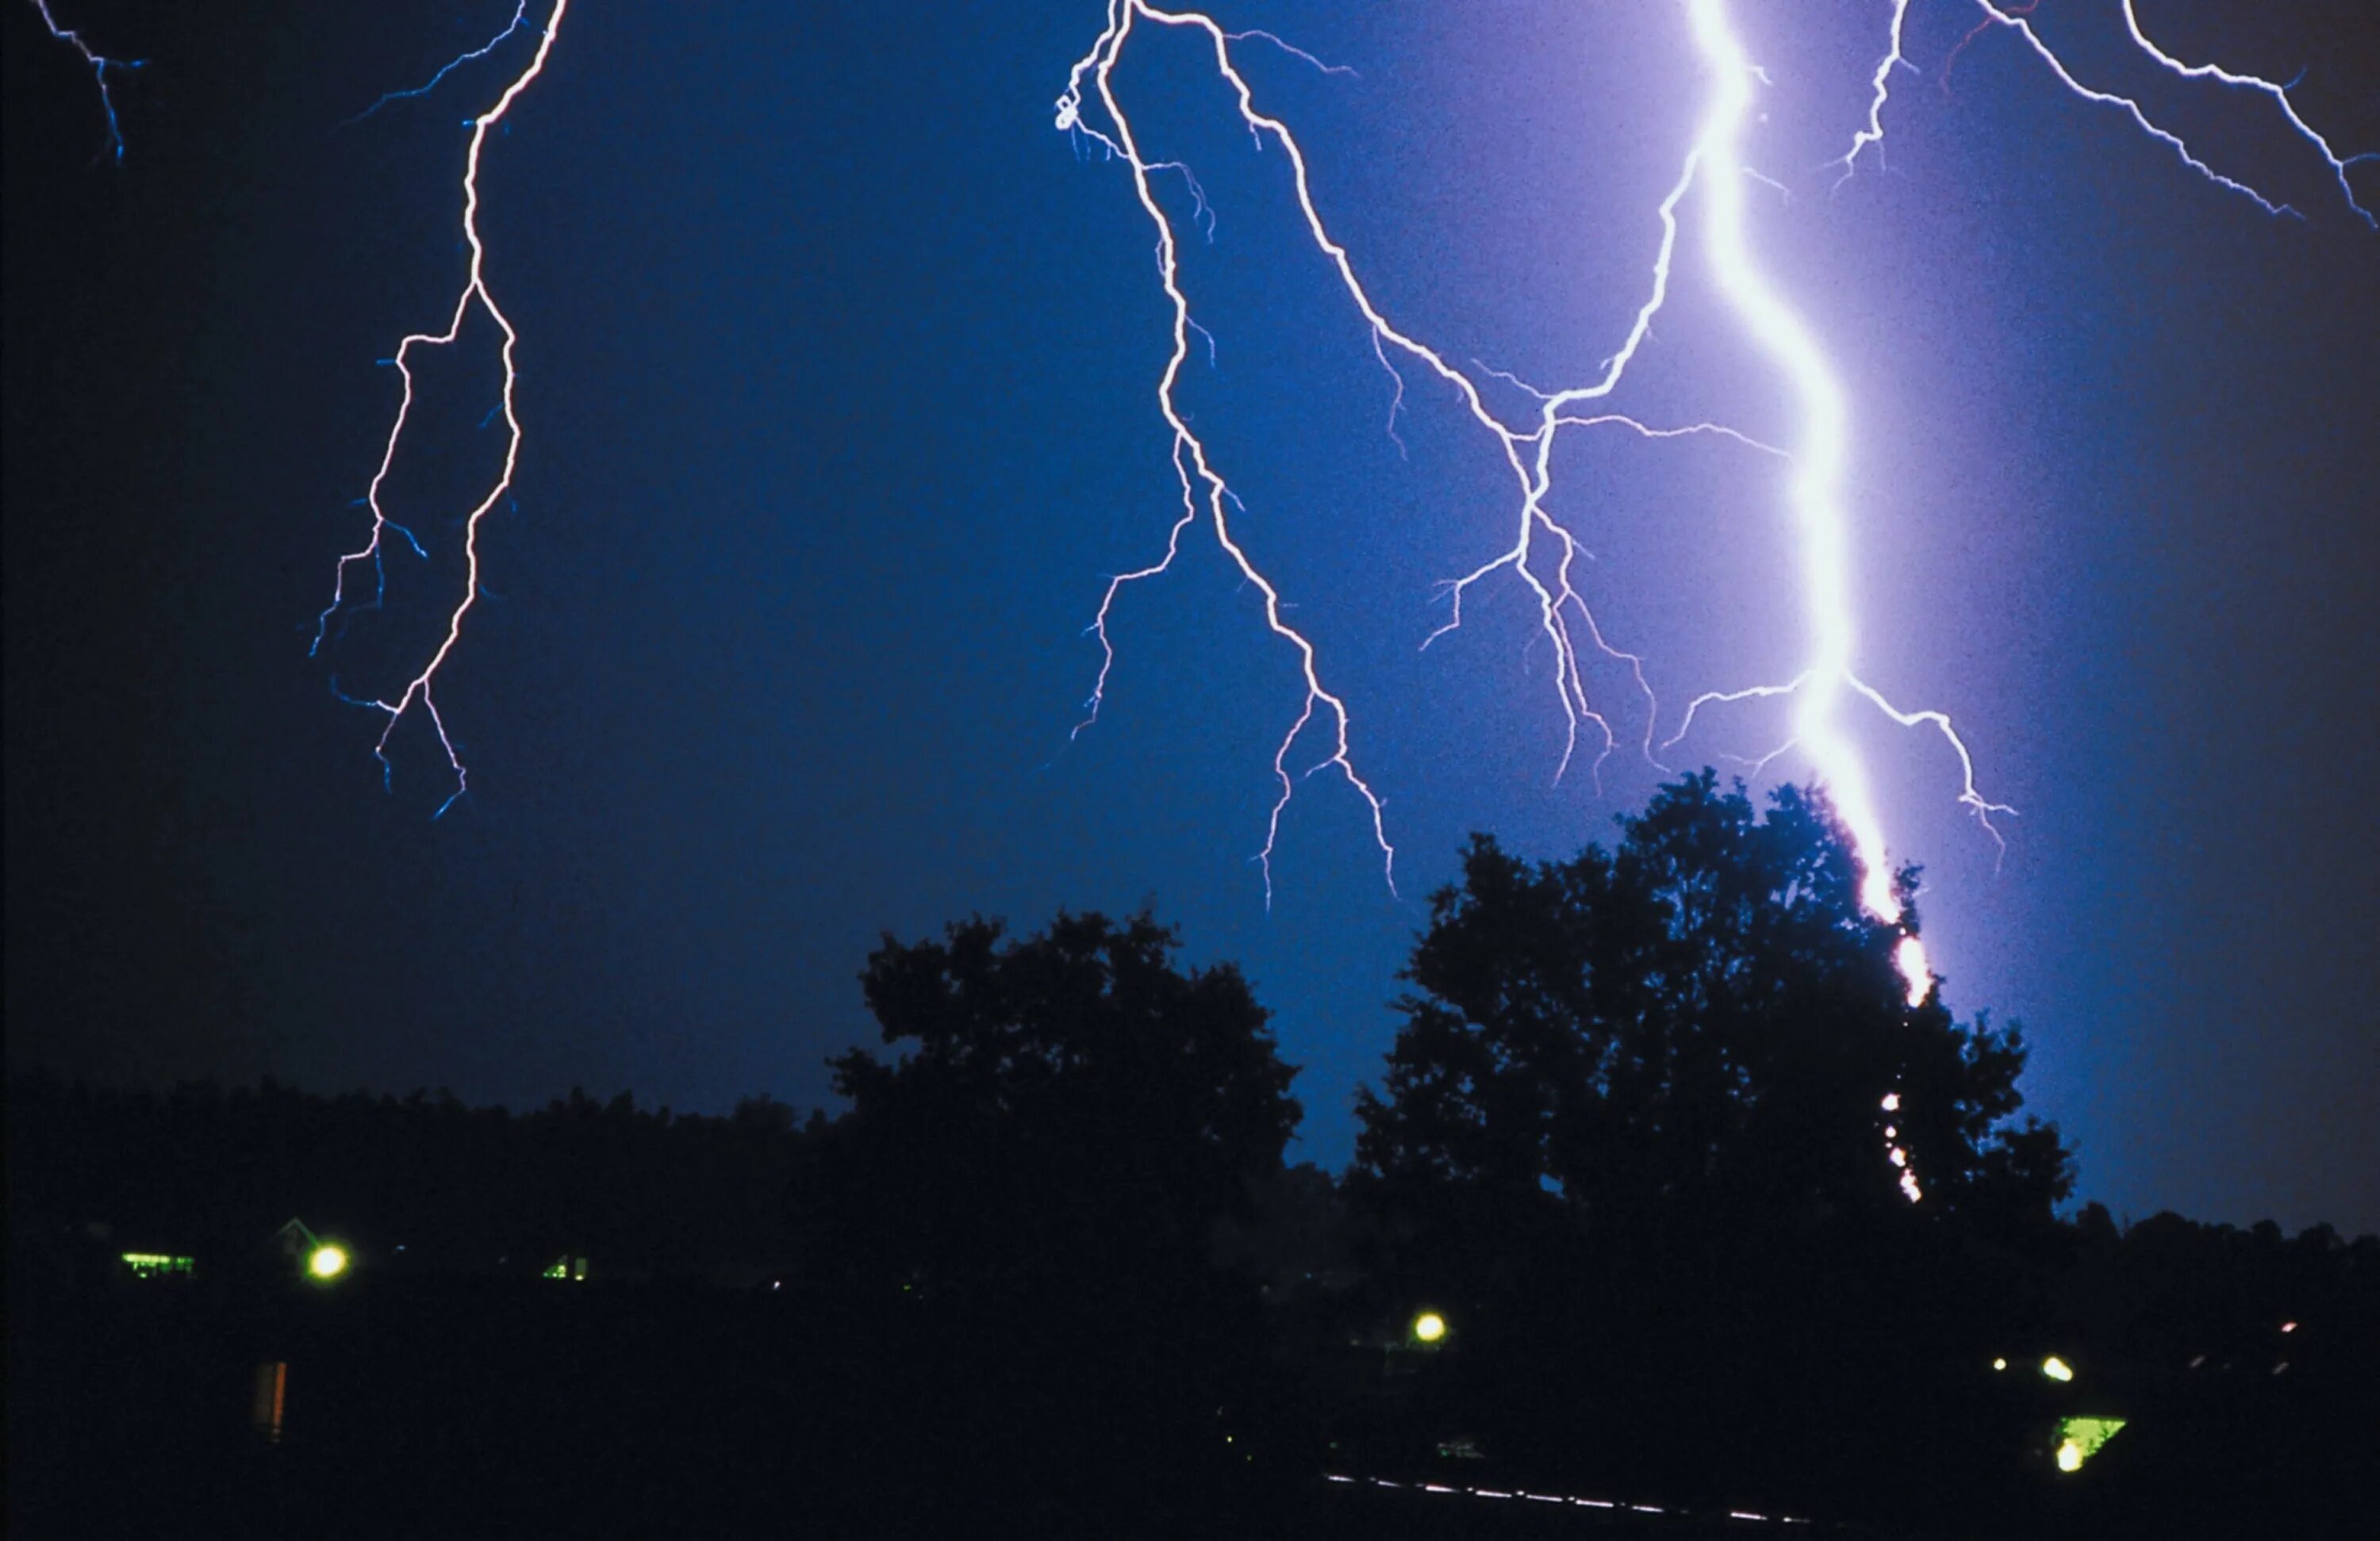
[1354,772,2071,1239]
[794,910,1313,1522]
[813,910,1302,1294]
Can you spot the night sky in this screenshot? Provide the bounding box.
[7,2,2374,1233]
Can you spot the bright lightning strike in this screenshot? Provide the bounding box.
[25,0,142,163]
[1060,1,1796,902]
[1682,0,2017,1003]
[1063,0,2369,1010]
[1058,0,2002,994]
[313,1,566,817]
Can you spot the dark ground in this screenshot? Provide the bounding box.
[10,1258,2366,1540]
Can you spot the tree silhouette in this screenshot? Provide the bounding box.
[797,910,1311,1523]
[1341,775,2078,1508]
[815,910,1300,1292]
[1354,772,2071,1237]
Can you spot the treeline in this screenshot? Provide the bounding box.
[7,1075,816,1284]
[10,775,2376,1534]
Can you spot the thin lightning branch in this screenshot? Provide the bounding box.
[1221,28,1357,79]
[1941,0,2036,98]
[1832,0,1914,185]
[1854,2,2370,230]
[344,2,534,128]
[26,0,141,162]
[1971,2,2293,217]
[2114,0,2377,230]
[313,0,569,817]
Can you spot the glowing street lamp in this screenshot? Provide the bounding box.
[308,1244,350,1281]
[2040,1355,2075,1382]
[1411,1311,1448,1345]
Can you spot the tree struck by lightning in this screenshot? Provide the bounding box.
[312,1,567,817]
[1056,0,2370,1011]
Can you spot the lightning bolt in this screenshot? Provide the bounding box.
[1059,0,2004,991]
[1060,1,1802,903]
[1065,0,2369,984]
[25,0,141,162]
[1680,0,2019,1009]
[313,1,566,818]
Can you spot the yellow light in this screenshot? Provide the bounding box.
[2056,1440,2083,1473]
[1992,1358,2008,1371]
[1412,1311,1447,1344]
[2040,1355,2074,1382]
[308,1244,349,1280]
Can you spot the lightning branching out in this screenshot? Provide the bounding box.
[1860,0,2375,230]
[25,0,142,162]
[1058,0,2004,984]
[1058,0,2371,1203]
[1062,0,2372,972]
[343,2,534,129]
[312,0,567,818]
[1058,0,1789,905]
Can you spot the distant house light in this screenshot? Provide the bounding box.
[1411,1310,1448,1344]
[2280,1321,2297,1333]
[121,1252,194,1278]
[1992,1357,2008,1371]
[308,1244,349,1281]
[2040,1355,2075,1382]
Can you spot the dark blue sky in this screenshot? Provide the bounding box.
[7,2,2374,1232]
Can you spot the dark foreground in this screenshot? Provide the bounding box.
[10,1266,2367,1541]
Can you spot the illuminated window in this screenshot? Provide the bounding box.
[121,1252,194,1278]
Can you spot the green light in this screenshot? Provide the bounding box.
[1411,1311,1447,1344]
[543,1259,568,1279]
[121,1252,194,1278]
[2054,1416,2125,1472]
[2040,1355,2074,1382]
[308,1244,349,1280]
